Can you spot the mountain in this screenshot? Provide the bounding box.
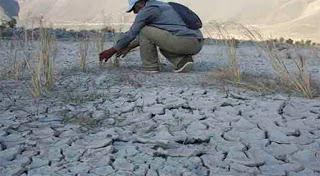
[0,6,10,22]
[0,0,19,23]
[17,0,129,26]
[1,0,319,42]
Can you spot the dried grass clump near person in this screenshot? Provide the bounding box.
[263,42,315,98]
[79,36,89,72]
[205,22,242,84]
[1,31,35,80]
[94,31,106,54]
[205,22,316,98]
[39,24,57,90]
[25,19,57,97]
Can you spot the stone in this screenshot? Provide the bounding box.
[87,138,113,149]
[68,162,91,174]
[186,121,207,136]
[0,133,25,148]
[118,102,136,114]
[230,162,260,174]
[28,166,56,176]
[165,145,204,157]
[200,153,228,169]
[39,146,63,162]
[32,127,55,138]
[30,157,50,169]
[63,145,86,162]
[144,104,165,115]
[232,118,256,131]
[265,143,299,158]
[162,96,186,109]
[247,147,282,165]
[92,110,105,119]
[146,169,158,176]
[38,115,63,123]
[291,150,320,171]
[259,164,287,176]
[133,164,149,175]
[113,158,135,171]
[289,168,317,176]
[105,118,116,125]
[9,156,31,168]
[1,165,26,176]
[268,129,292,144]
[226,150,249,161]
[91,166,114,175]
[141,92,157,106]
[0,146,22,163]
[214,108,241,122]
[153,125,174,141]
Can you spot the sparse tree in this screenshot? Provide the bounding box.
[286,39,294,45]
[279,37,285,43]
[305,40,312,46]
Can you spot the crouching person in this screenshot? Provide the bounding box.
[99,0,204,73]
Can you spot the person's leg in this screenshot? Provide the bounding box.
[139,30,160,71]
[139,26,203,71]
[160,49,193,69]
[140,26,203,54]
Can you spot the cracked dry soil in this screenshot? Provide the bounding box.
[0,41,320,176]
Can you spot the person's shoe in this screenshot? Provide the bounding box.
[174,58,194,73]
[141,67,160,74]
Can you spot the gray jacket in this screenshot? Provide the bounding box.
[114,0,203,50]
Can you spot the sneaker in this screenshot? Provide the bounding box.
[174,58,194,73]
[142,70,160,74]
[140,67,160,74]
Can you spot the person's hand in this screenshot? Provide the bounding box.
[116,47,131,58]
[99,48,117,62]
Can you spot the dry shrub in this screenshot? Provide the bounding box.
[258,38,315,98]
[205,22,316,98]
[79,37,89,72]
[29,59,42,97]
[25,19,57,97]
[205,22,242,83]
[1,37,31,80]
[39,23,57,90]
[95,31,105,54]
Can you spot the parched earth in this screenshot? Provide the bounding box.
[1,41,320,176]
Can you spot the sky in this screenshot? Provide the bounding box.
[2,0,319,42]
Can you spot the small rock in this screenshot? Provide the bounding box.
[32,127,55,138]
[105,118,115,125]
[91,166,114,175]
[144,104,165,115]
[113,158,135,171]
[87,138,113,149]
[30,157,50,169]
[0,146,22,162]
[92,111,105,119]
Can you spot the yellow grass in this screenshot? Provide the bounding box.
[79,37,89,72]
[39,21,57,90]
[205,22,316,98]
[205,22,242,84]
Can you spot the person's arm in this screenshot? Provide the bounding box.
[100,6,160,62]
[116,39,139,58]
[114,6,160,50]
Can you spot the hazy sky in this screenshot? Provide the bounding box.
[12,0,320,41]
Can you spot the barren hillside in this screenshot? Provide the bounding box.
[0,0,19,24]
[1,0,320,41]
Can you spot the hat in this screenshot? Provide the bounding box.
[126,0,140,13]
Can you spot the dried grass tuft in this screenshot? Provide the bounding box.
[205,22,316,98]
[79,37,89,72]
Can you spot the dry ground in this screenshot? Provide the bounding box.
[0,40,320,176]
